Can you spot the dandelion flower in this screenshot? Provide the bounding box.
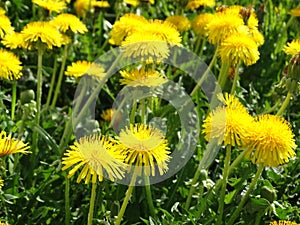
[269,221,299,225]
[219,32,260,66]
[32,0,67,13]
[21,21,62,50]
[74,0,109,18]
[62,134,126,184]
[120,68,167,87]
[186,0,215,10]
[109,14,148,46]
[0,49,23,80]
[0,177,3,189]
[0,15,14,38]
[118,124,171,176]
[2,32,24,49]
[124,0,154,6]
[0,7,5,15]
[202,93,253,146]
[289,7,300,17]
[50,13,87,34]
[245,115,296,167]
[166,15,191,32]
[207,12,245,44]
[65,60,106,78]
[0,131,30,157]
[192,13,214,36]
[283,40,300,55]
[101,109,115,123]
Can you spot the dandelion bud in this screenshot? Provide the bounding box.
[281,53,300,93]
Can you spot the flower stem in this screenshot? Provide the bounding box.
[65,176,70,225]
[230,62,240,95]
[185,164,202,210]
[216,145,231,225]
[88,182,97,225]
[144,175,155,217]
[11,79,17,121]
[218,61,230,90]
[115,172,137,225]
[32,47,44,157]
[45,56,58,110]
[51,44,69,109]
[227,164,264,225]
[276,91,292,116]
[190,45,219,96]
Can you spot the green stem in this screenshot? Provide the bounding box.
[45,56,58,110]
[130,102,137,123]
[198,37,207,59]
[32,47,44,157]
[144,176,155,217]
[115,172,137,225]
[185,165,201,210]
[88,182,97,225]
[217,61,230,90]
[227,164,264,225]
[276,91,292,116]
[11,79,17,121]
[51,44,69,108]
[194,36,202,55]
[230,62,240,95]
[216,145,231,225]
[65,175,70,225]
[190,45,219,96]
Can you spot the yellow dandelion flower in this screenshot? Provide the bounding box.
[202,93,253,146]
[101,109,115,123]
[21,21,62,50]
[118,124,171,176]
[0,223,10,225]
[289,7,300,17]
[0,15,14,38]
[32,0,67,13]
[120,68,167,87]
[0,7,5,15]
[109,13,148,46]
[186,0,215,10]
[61,34,72,45]
[248,28,264,46]
[166,15,191,32]
[219,32,260,66]
[192,13,214,36]
[247,13,259,29]
[50,13,87,34]
[245,114,296,167]
[0,177,3,189]
[269,221,299,225]
[0,49,23,80]
[283,39,300,55]
[62,134,126,184]
[207,12,245,44]
[1,32,24,49]
[124,0,154,6]
[65,60,106,78]
[74,0,109,18]
[0,131,30,157]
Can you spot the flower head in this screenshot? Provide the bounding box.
[283,40,300,55]
[206,11,245,44]
[117,124,171,176]
[0,7,5,15]
[101,109,115,123]
[0,177,3,189]
[62,134,126,184]
[0,131,30,157]
[65,60,106,78]
[21,21,62,50]
[202,93,253,146]
[1,32,24,49]
[109,14,148,46]
[269,221,300,225]
[245,115,296,167]
[50,13,87,34]
[192,13,214,36]
[32,0,67,13]
[120,68,167,87]
[74,0,109,18]
[289,7,300,17]
[219,32,260,66]
[0,49,23,80]
[0,14,14,38]
[186,0,215,10]
[166,15,191,32]
[124,0,154,6]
